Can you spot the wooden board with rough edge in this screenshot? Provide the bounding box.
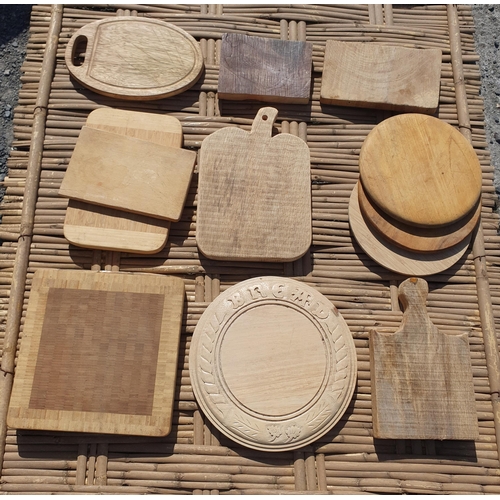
[7,269,185,436]
[63,109,183,254]
[348,184,471,277]
[320,40,442,113]
[59,126,196,221]
[370,277,478,440]
[189,276,357,452]
[65,17,204,100]
[197,107,311,262]
[359,113,482,228]
[357,181,481,253]
[218,33,313,104]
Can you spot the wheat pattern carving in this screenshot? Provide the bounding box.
[199,331,227,414]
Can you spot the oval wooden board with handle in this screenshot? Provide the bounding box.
[65,17,204,100]
[197,107,312,262]
[189,276,357,451]
[359,114,482,228]
[348,184,471,277]
[357,181,480,253]
[63,109,183,254]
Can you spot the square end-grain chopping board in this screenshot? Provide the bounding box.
[197,107,311,261]
[320,40,442,113]
[59,126,196,221]
[7,269,185,436]
[63,109,184,254]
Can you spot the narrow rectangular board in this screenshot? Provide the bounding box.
[7,269,185,436]
[370,278,478,440]
[59,126,196,221]
[320,40,442,113]
[218,33,312,104]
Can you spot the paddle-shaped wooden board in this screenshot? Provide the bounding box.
[320,40,442,113]
[65,17,204,100]
[197,107,311,261]
[357,181,481,253]
[8,269,185,436]
[359,114,482,228]
[218,33,312,104]
[370,278,478,440]
[59,126,196,221]
[64,109,183,254]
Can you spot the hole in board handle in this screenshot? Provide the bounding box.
[71,35,88,67]
[262,115,268,121]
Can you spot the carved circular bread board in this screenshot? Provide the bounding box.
[357,181,481,253]
[359,113,482,228]
[349,184,471,277]
[189,277,357,452]
[65,17,204,100]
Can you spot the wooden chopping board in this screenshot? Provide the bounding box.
[197,107,311,261]
[359,114,482,228]
[7,269,185,436]
[59,126,196,221]
[370,277,478,440]
[218,33,313,104]
[189,277,357,451]
[348,184,471,277]
[357,181,481,253]
[320,40,442,113]
[64,109,183,254]
[65,17,204,100]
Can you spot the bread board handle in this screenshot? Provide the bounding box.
[65,24,97,77]
[251,107,279,137]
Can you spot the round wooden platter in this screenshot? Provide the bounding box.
[189,277,357,452]
[65,17,204,100]
[349,184,472,277]
[359,113,482,228]
[357,181,481,253]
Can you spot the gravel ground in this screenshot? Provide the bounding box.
[0,5,499,209]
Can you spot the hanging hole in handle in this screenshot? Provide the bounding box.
[71,35,88,67]
[262,114,268,121]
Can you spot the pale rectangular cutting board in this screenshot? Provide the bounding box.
[197,107,311,261]
[7,269,185,436]
[370,278,478,440]
[320,40,442,113]
[63,109,183,254]
[59,126,196,221]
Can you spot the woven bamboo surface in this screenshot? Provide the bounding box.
[0,3,499,494]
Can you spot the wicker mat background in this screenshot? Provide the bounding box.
[0,3,499,494]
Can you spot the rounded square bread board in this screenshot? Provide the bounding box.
[7,269,185,436]
[196,107,312,262]
[63,109,183,254]
[59,125,196,221]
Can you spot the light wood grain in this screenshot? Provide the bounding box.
[65,17,204,100]
[7,269,185,436]
[59,126,196,221]
[348,184,471,277]
[359,113,482,228]
[320,40,442,113]
[189,277,357,451]
[197,107,311,261]
[63,109,183,254]
[218,33,312,104]
[357,181,481,253]
[370,277,478,440]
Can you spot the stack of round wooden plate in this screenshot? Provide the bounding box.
[349,113,483,276]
